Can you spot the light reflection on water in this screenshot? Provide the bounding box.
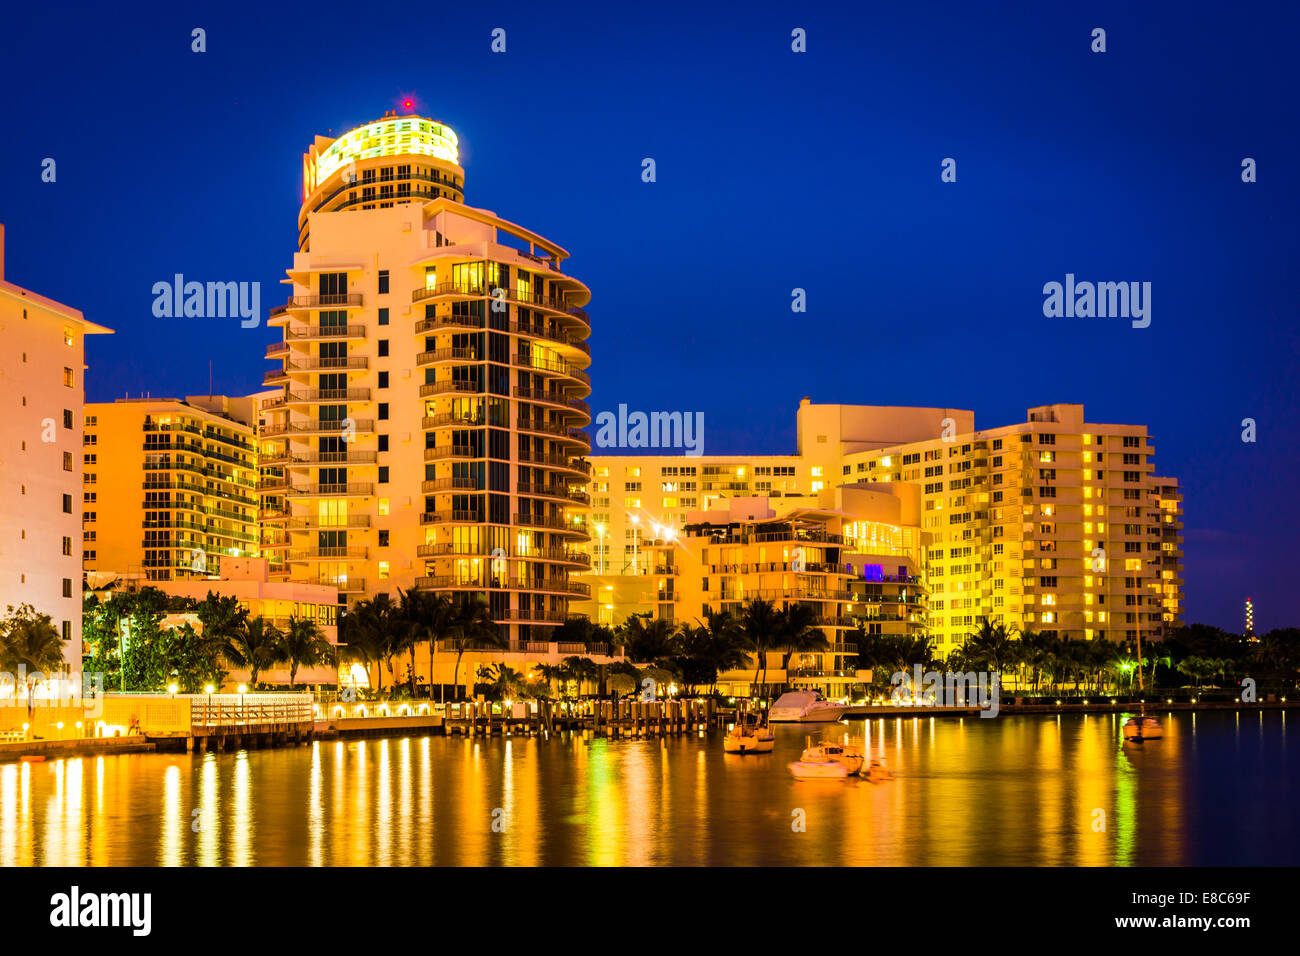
[0,711,1292,866]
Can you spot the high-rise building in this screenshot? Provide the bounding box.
[82,395,261,581]
[261,112,594,650]
[0,223,113,667]
[580,399,1184,654]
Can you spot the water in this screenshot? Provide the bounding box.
[2,711,1293,866]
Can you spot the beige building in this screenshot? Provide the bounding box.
[0,224,113,667]
[580,400,1183,654]
[83,395,261,581]
[260,112,593,643]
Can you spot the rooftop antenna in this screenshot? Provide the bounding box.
[209,359,213,400]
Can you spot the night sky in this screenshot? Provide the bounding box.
[2,1,1295,632]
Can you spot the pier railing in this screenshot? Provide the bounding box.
[190,694,315,732]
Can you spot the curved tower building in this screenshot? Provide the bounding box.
[260,111,593,658]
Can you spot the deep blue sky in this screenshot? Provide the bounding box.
[2,1,1296,632]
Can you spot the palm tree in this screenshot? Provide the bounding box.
[447,597,503,700]
[282,617,334,688]
[739,598,783,697]
[224,617,286,686]
[963,620,1015,681]
[777,603,830,684]
[0,605,65,719]
[399,589,458,700]
[340,595,401,695]
[618,614,678,664]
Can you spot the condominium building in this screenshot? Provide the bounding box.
[0,224,113,667]
[82,395,260,581]
[260,112,593,645]
[580,399,1183,653]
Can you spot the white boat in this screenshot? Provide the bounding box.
[789,759,849,780]
[769,690,847,723]
[800,740,864,774]
[723,718,775,754]
[1124,715,1163,741]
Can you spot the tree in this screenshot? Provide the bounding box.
[777,603,830,682]
[282,617,334,688]
[398,589,458,699]
[340,595,401,695]
[739,598,783,697]
[618,613,677,665]
[447,597,503,700]
[0,604,65,719]
[224,617,286,686]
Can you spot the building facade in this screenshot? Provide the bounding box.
[82,396,260,582]
[260,113,594,645]
[579,399,1183,655]
[0,224,112,667]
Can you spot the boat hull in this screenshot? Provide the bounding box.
[724,734,775,754]
[768,706,847,723]
[1124,716,1164,740]
[789,760,849,780]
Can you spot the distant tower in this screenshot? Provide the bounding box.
[1245,597,1255,638]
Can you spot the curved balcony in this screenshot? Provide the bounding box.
[262,419,374,439]
[263,367,289,386]
[283,356,368,377]
[412,577,590,598]
[411,284,590,333]
[513,513,587,537]
[515,419,590,450]
[517,450,591,477]
[287,482,374,498]
[265,341,290,359]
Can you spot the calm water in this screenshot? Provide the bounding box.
[2,711,1294,866]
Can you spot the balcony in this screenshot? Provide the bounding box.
[265,342,290,359]
[283,293,363,311]
[284,356,368,374]
[261,419,374,438]
[286,388,371,404]
[421,476,482,493]
[284,515,371,530]
[287,482,374,498]
[285,324,367,343]
[420,510,485,525]
[422,413,486,430]
[424,445,480,461]
[416,347,480,367]
[288,547,369,562]
[419,380,484,398]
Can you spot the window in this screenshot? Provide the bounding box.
[378,270,390,294]
[62,621,72,641]
[63,409,74,429]
[378,371,389,388]
[63,367,74,387]
[62,536,72,555]
[378,466,389,483]
[62,494,73,514]
[378,434,389,452]
[378,307,389,326]
[62,578,73,598]
[63,452,73,472]
[378,339,389,357]
[378,403,389,420]
[378,529,390,547]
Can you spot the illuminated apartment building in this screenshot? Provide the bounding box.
[581,399,1183,653]
[261,112,593,646]
[82,395,260,581]
[0,224,113,667]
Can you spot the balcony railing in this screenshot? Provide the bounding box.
[284,293,363,309]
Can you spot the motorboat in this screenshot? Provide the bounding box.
[1123,715,1163,741]
[723,717,775,754]
[789,758,849,780]
[799,740,864,775]
[769,690,847,723]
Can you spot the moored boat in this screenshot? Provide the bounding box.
[800,740,864,774]
[788,758,849,780]
[724,717,775,754]
[769,690,847,723]
[1124,715,1163,741]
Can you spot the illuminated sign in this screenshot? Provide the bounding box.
[308,117,459,194]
